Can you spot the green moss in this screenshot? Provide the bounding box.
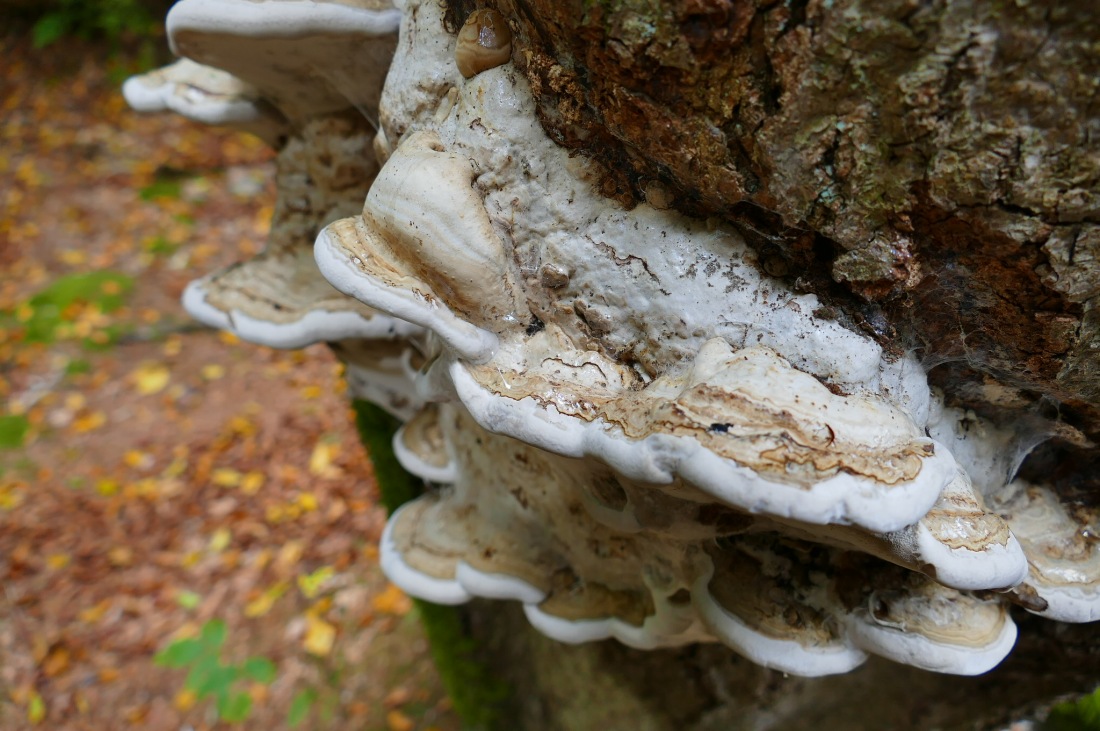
[351,400,510,731]
[351,400,418,514]
[1044,685,1100,731]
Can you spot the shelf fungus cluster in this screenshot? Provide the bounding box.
[129,0,1100,678]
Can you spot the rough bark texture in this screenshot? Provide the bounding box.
[422,1,1100,727]
[441,0,1100,501]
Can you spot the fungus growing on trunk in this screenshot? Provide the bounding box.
[127,0,418,356]
[122,58,288,143]
[127,0,1100,685]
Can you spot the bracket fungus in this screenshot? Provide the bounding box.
[129,0,1100,684]
[122,58,288,144]
[126,0,425,411]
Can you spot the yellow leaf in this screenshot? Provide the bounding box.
[127,478,158,498]
[132,363,170,396]
[228,415,256,436]
[46,553,70,570]
[63,392,86,411]
[173,690,196,711]
[244,581,289,618]
[201,363,226,380]
[27,691,45,724]
[162,457,188,479]
[0,483,25,511]
[208,527,231,553]
[308,440,342,478]
[72,411,106,433]
[240,471,264,495]
[296,492,318,512]
[95,479,118,497]
[300,385,322,399]
[297,566,335,599]
[59,249,87,266]
[372,584,412,616]
[123,450,153,469]
[211,468,242,488]
[303,614,336,657]
[217,331,240,345]
[162,336,182,357]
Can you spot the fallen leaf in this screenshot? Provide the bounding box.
[303,614,336,657]
[296,492,318,512]
[79,600,111,624]
[95,479,119,497]
[297,566,334,599]
[211,468,242,488]
[308,440,342,478]
[227,415,256,436]
[176,590,201,610]
[384,687,412,708]
[201,363,226,380]
[42,647,70,678]
[72,411,106,433]
[59,249,86,266]
[244,581,289,618]
[372,584,412,616]
[123,450,153,469]
[131,362,170,395]
[108,546,133,566]
[274,540,304,574]
[46,553,70,570]
[208,527,231,553]
[27,691,45,724]
[241,470,264,494]
[386,709,414,731]
[173,690,196,711]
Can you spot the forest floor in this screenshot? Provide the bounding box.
[0,32,459,731]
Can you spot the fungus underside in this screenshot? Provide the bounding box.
[352,400,510,730]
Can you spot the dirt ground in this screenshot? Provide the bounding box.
[0,32,459,731]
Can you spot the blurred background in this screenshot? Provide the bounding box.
[0,3,460,728]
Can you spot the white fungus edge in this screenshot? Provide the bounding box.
[314,225,499,362]
[182,278,418,349]
[448,361,955,534]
